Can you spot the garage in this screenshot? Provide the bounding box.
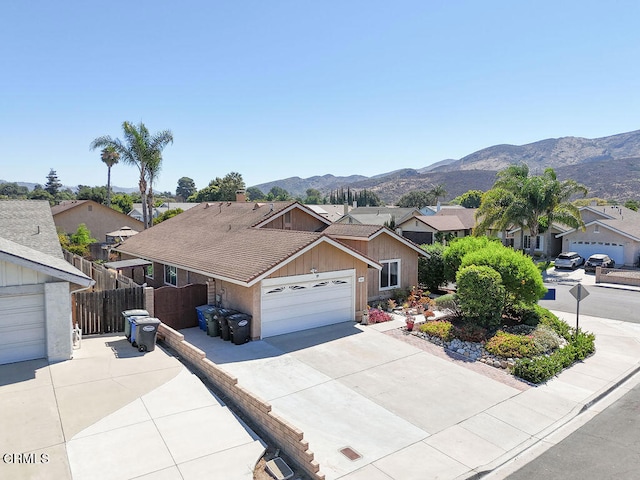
[569,241,624,266]
[261,270,355,338]
[0,287,46,365]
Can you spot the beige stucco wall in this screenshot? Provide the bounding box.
[560,225,640,266]
[54,202,144,243]
[45,281,73,362]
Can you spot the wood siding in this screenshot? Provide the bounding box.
[367,235,419,303]
[262,208,326,232]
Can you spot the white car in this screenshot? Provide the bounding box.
[554,252,584,269]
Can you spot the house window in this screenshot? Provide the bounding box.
[380,260,400,290]
[523,235,543,251]
[594,225,600,233]
[146,264,154,279]
[164,265,177,286]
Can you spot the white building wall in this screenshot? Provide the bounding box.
[45,282,73,363]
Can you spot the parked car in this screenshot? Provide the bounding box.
[554,252,584,269]
[584,254,615,272]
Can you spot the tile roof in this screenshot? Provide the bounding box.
[434,208,477,230]
[115,202,377,285]
[322,223,384,238]
[50,199,89,216]
[339,207,419,226]
[415,215,466,231]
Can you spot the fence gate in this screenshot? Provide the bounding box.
[154,284,207,330]
[73,287,145,335]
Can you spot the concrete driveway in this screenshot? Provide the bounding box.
[183,312,640,480]
[0,334,265,480]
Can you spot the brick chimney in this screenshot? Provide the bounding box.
[236,189,247,202]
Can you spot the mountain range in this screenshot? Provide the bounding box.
[252,129,640,204]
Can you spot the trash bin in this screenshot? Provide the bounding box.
[132,317,161,352]
[214,308,237,341]
[227,313,252,345]
[205,306,220,337]
[195,305,215,331]
[122,309,149,341]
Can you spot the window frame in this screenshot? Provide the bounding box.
[163,265,177,286]
[379,259,401,291]
[523,235,543,251]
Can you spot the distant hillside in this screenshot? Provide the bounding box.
[248,129,640,204]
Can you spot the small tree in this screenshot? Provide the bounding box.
[442,236,497,282]
[153,208,184,225]
[176,177,196,200]
[456,265,505,329]
[418,243,446,292]
[397,190,433,208]
[65,224,97,256]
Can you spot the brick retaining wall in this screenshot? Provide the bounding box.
[596,267,640,287]
[157,323,325,480]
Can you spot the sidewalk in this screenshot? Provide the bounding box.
[0,334,265,480]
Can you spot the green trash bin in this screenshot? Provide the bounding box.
[205,307,220,337]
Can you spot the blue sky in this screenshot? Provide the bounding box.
[2,1,639,194]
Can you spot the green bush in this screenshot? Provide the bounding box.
[538,308,572,340]
[460,242,547,308]
[434,294,460,312]
[443,236,497,282]
[484,331,537,358]
[456,265,505,329]
[420,320,455,341]
[531,324,563,354]
[453,322,488,343]
[419,243,447,292]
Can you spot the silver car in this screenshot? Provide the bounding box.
[554,252,584,269]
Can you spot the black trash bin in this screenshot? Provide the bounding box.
[214,308,237,341]
[132,317,161,352]
[227,313,252,345]
[122,309,149,341]
[205,307,220,337]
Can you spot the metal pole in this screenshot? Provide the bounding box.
[575,284,581,335]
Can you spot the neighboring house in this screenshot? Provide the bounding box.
[554,205,640,266]
[0,200,94,365]
[507,224,567,259]
[336,206,419,227]
[323,223,428,304]
[114,201,426,339]
[52,200,144,243]
[398,208,477,245]
[129,202,199,222]
[305,204,351,223]
[419,204,467,216]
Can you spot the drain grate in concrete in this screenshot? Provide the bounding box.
[340,447,362,461]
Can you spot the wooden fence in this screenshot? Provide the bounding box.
[64,250,137,291]
[154,283,207,330]
[73,287,146,335]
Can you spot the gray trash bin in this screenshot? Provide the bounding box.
[227,313,252,345]
[132,317,161,352]
[214,308,237,341]
[122,309,149,341]
[205,307,220,337]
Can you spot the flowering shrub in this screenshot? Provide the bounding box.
[367,308,391,324]
[484,331,536,358]
[419,320,455,341]
[407,286,434,310]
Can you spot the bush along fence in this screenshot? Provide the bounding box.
[157,324,325,480]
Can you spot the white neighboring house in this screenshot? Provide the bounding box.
[555,205,640,266]
[0,200,94,365]
[129,202,199,222]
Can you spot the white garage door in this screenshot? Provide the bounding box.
[569,241,625,265]
[0,289,46,365]
[261,270,355,338]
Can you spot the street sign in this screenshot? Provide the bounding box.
[569,284,590,302]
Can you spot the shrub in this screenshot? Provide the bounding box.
[367,308,391,324]
[443,236,498,281]
[419,243,447,292]
[460,242,547,308]
[420,320,455,341]
[538,308,572,340]
[484,331,537,358]
[453,322,488,343]
[531,324,563,354]
[456,265,505,329]
[434,294,461,314]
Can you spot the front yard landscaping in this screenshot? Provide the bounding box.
[371,236,597,384]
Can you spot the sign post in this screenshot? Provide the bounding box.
[569,283,590,334]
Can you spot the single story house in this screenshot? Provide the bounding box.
[52,199,144,243]
[114,201,427,339]
[506,225,568,259]
[554,205,640,266]
[0,200,94,365]
[335,206,419,227]
[305,204,351,222]
[397,208,477,245]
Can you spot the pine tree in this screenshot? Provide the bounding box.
[44,169,63,196]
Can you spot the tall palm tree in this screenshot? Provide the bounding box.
[90,122,173,228]
[100,145,120,207]
[429,183,447,204]
[475,164,587,256]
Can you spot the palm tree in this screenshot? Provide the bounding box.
[429,183,447,204]
[100,146,120,207]
[90,122,173,228]
[475,164,587,256]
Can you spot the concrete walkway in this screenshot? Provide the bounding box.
[0,334,265,480]
[184,311,640,480]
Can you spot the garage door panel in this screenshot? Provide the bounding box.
[0,291,46,365]
[570,242,624,265]
[261,272,355,338]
